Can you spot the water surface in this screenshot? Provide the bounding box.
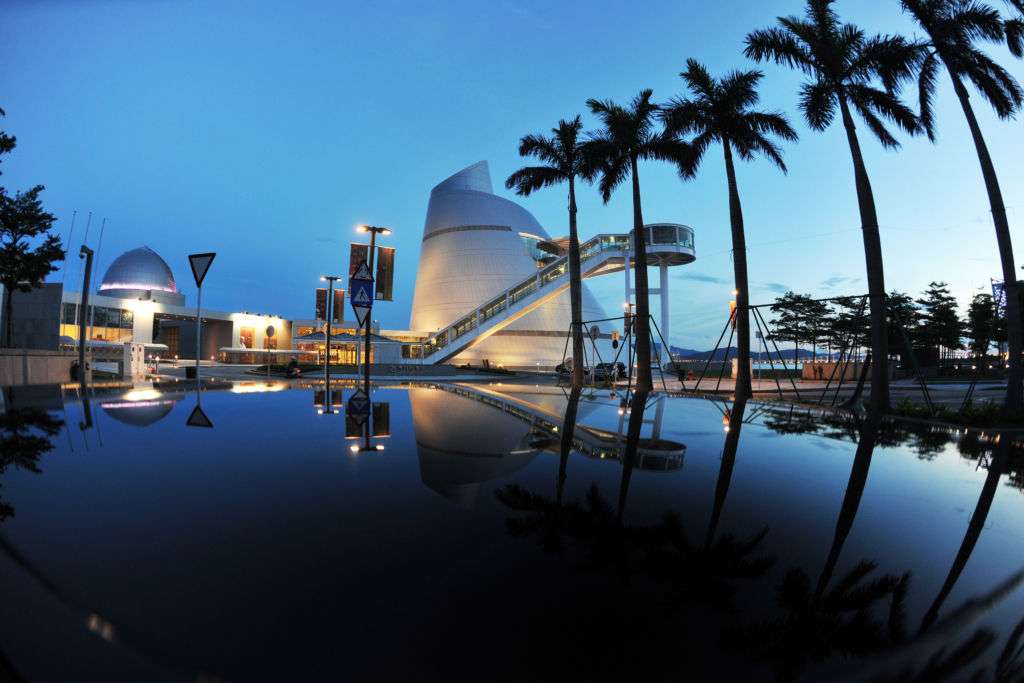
[1,380,1023,681]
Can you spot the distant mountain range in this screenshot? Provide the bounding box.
[655,344,818,361]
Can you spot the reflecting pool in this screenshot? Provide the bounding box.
[1,380,1023,681]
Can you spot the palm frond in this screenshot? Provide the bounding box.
[847,82,922,138]
[955,1,1008,42]
[1007,17,1024,57]
[744,111,799,141]
[799,79,838,130]
[917,50,941,141]
[965,48,1024,117]
[745,26,818,75]
[517,133,563,165]
[659,96,709,137]
[681,58,717,100]
[504,165,566,196]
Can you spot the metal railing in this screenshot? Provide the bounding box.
[407,229,686,361]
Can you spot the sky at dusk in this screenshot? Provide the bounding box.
[1,0,1022,349]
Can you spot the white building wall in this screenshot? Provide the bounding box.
[410,161,610,368]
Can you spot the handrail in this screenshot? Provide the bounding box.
[409,230,688,361]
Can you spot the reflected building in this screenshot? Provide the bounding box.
[410,386,537,508]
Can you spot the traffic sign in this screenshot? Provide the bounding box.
[186,404,213,428]
[351,260,372,281]
[350,278,374,307]
[352,305,370,328]
[188,252,216,288]
[347,389,370,426]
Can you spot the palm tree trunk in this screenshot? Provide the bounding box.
[630,155,653,391]
[568,178,585,389]
[723,139,752,399]
[2,286,13,349]
[838,94,890,410]
[950,74,1023,413]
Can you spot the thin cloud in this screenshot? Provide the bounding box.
[678,272,730,285]
[820,275,860,290]
[761,282,791,294]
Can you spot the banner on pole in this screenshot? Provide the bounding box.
[315,288,327,321]
[375,247,395,301]
[333,289,345,323]
[349,243,369,279]
[372,402,390,437]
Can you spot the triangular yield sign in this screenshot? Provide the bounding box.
[351,260,373,281]
[186,404,214,428]
[352,305,370,328]
[189,252,217,288]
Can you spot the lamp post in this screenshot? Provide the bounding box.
[355,225,391,394]
[321,275,341,388]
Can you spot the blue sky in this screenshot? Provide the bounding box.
[1,0,1021,349]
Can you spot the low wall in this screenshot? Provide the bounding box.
[0,349,81,386]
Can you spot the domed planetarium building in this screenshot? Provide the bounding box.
[98,246,186,306]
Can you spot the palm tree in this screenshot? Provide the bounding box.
[662,60,798,400]
[746,0,923,410]
[506,117,594,388]
[902,0,1024,412]
[583,90,691,391]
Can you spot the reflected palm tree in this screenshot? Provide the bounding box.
[921,440,1011,633]
[729,413,910,681]
[816,412,882,597]
[706,397,748,548]
[498,389,772,603]
[0,404,63,521]
[731,560,910,681]
[996,616,1024,681]
[617,389,649,524]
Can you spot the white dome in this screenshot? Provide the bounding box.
[99,246,185,305]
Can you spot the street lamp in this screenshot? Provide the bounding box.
[355,225,392,394]
[321,275,341,389]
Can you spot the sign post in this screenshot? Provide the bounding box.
[349,259,374,385]
[188,252,216,380]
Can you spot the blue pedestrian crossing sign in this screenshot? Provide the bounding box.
[350,279,374,307]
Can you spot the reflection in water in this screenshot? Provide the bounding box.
[729,412,913,681]
[0,388,63,522]
[921,440,1012,634]
[411,386,537,507]
[706,396,747,548]
[5,381,1024,680]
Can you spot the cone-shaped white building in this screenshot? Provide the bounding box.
[410,161,610,368]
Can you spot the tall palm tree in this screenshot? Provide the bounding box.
[662,60,798,400]
[903,0,1024,412]
[506,117,594,388]
[583,90,691,392]
[746,0,923,410]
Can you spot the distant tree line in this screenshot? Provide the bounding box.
[766,283,1007,364]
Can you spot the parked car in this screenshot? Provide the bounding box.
[555,362,589,377]
[593,362,626,382]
